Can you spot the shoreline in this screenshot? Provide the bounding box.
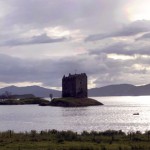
[0,97,104,107]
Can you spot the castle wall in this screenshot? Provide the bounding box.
[62,77,76,97]
[62,73,87,98]
[75,74,87,98]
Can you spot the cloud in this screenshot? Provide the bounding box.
[0,52,150,88]
[89,41,150,56]
[85,20,150,41]
[1,0,150,88]
[0,53,120,87]
[1,33,67,46]
[136,32,150,40]
[1,0,129,33]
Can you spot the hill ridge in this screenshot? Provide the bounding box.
[1,83,150,97]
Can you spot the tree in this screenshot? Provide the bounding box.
[0,91,12,100]
[5,91,12,99]
[49,93,53,100]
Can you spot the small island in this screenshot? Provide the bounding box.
[50,97,103,107]
[49,73,103,107]
[0,73,103,107]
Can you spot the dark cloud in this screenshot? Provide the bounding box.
[136,32,150,40]
[89,42,150,56]
[0,53,150,88]
[115,20,150,36]
[85,33,111,42]
[85,20,150,41]
[90,55,150,87]
[1,34,67,46]
[0,0,129,47]
[1,0,150,88]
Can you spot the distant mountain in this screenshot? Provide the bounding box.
[0,86,61,98]
[89,84,150,96]
[1,83,150,98]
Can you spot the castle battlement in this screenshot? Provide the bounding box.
[62,73,87,98]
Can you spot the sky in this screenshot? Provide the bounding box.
[1,0,150,90]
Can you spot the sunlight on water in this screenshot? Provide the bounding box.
[0,96,150,133]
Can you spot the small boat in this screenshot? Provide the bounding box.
[133,113,139,115]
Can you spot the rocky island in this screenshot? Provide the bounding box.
[50,97,103,107]
[48,73,103,107]
[0,73,103,107]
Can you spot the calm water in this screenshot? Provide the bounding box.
[0,96,150,133]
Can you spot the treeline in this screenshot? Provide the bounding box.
[0,91,36,101]
[0,97,49,105]
[1,130,150,149]
[0,91,12,100]
[0,91,50,105]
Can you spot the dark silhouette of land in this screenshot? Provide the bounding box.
[1,83,150,97]
[62,73,87,98]
[51,73,103,107]
[50,97,103,107]
[0,85,61,98]
[0,98,49,105]
[0,73,104,107]
[89,84,150,96]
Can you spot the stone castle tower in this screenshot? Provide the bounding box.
[62,73,87,98]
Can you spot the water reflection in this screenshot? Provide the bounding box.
[61,107,89,117]
[0,96,150,133]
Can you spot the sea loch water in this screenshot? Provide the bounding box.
[0,96,150,133]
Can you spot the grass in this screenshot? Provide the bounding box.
[0,130,150,149]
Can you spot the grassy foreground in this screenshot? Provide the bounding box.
[1,130,150,150]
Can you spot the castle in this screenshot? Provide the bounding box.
[62,73,87,98]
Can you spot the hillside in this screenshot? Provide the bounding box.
[0,86,61,98]
[1,84,150,97]
[89,84,150,96]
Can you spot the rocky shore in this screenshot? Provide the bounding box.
[49,97,103,107]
